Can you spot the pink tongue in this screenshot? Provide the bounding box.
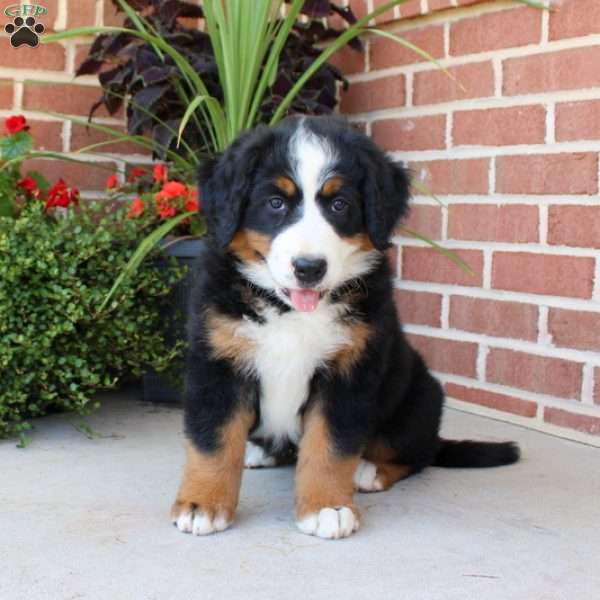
[290,289,320,312]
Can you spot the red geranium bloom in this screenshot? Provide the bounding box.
[128,167,146,182]
[45,179,78,210]
[153,164,168,184]
[18,176,39,196]
[157,180,187,200]
[184,198,199,212]
[106,174,119,189]
[155,196,177,219]
[5,115,28,134]
[128,197,145,218]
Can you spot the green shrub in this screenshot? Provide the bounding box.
[0,200,185,442]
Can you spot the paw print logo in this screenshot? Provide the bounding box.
[5,16,45,48]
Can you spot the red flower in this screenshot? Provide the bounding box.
[106,174,119,189]
[128,167,146,182]
[5,115,28,135]
[184,187,200,213]
[18,176,39,197]
[45,179,79,210]
[128,197,145,218]
[153,164,168,184]
[157,180,187,200]
[155,196,177,219]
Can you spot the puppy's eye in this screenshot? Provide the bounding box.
[269,197,285,210]
[331,197,348,213]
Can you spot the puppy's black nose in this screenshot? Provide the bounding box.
[293,257,327,286]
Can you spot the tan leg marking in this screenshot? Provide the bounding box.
[205,309,255,372]
[171,408,254,536]
[354,439,412,492]
[332,320,372,378]
[295,406,361,539]
[228,229,272,263]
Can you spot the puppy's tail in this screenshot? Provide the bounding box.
[433,439,520,468]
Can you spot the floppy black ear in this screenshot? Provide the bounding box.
[361,146,411,251]
[199,125,272,247]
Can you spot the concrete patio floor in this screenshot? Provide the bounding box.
[2,393,599,600]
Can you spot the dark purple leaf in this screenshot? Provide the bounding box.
[301,0,331,18]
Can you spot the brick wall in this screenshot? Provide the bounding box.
[2,1,599,444]
[335,0,600,446]
[0,1,145,194]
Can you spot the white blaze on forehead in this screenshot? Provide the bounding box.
[291,122,337,201]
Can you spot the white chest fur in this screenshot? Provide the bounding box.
[237,301,350,445]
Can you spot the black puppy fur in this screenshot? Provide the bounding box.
[174,116,519,537]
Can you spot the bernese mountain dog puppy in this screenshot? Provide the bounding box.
[171,115,519,540]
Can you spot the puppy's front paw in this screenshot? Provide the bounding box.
[171,501,232,536]
[297,506,360,539]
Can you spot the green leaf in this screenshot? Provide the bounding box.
[0,131,33,160]
[0,193,15,218]
[98,211,195,313]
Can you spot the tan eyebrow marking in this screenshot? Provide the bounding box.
[274,176,297,197]
[320,176,344,197]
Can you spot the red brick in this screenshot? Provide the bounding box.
[411,159,489,195]
[548,309,600,352]
[103,2,124,26]
[372,0,396,24]
[450,296,538,341]
[492,252,595,299]
[29,120,63,152]
[549,0,600,40]
[487,349,583,400]
[67,0,97,28]
[386,245,398,274]
[595,368,600,404]
[445,383,537,418]
[448,204,539,243]
[548,206,600,249]
[407,334,478,377]
[70,123,149,155]
[453,105,546,147]
[403,247,483,287]
[349,0,368,22]
[0,80,14,109]
[544,407,600,435]
[340,75,405,114]
[23,83,109,118]
[556,100,600,142]
[27,0,59,32]
[496,153,598,195]
[504,47,600,96]
[395,289,442,327]
[399,0,422,18]
[450,7,541,56]
[414,61,494,106]
[370,25,444,70]
[428,0,453,11]
[23,158,118,191]
[372,115,446,152]
[401,204,442,240]
[0,39,65,71]
[328,45,365,76]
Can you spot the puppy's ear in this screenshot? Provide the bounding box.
[199,125,272,247]
[361,146,411,251]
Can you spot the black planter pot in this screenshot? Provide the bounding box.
[142,238,203,404]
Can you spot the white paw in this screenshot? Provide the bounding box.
[353,459,384,492]
[173,509,231,536]
[244,441,276,468]
[297,507,359,539]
